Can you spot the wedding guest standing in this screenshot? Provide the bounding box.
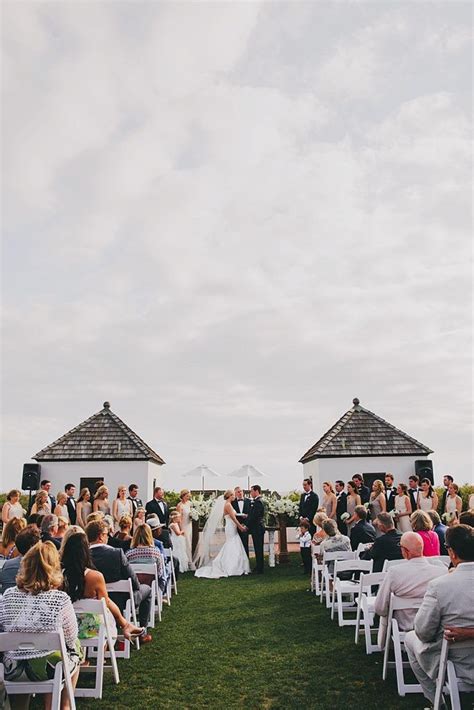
[176,489,194,566]
[299,479,319,536]
[54,491,70,521]
[112,485,133,532]
[440,474,454,514]
[369,480,386,530]
[384,473,397,512]
[352,474,370,504]
[128,484,143,518]
[345,481,361,536]
[445,482,463,521]
[417,478,438,513]
[93,485,111,516]
[169,511,190,572]
[410,511,440,556]
[321,482,337,520]
[232,486,251,556]
[76,488,92,528]
[408,475,421,512]
[145,487,169,527]
[1,489,24,523]
[335,480,347,535]
[394,483,412,533]
[65,483,77,524]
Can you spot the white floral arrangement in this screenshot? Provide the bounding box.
[266,496,299,518]
[364,502,370,509]
[341,512,351,521]
[189,493,216,522]
[388,509,398,519]
[442,511,456,523]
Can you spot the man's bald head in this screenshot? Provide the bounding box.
[400,531,424,559]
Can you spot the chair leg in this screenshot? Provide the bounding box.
[382,625,391,681]
[392,623,406,696]
[52,662,63,710]
[355,597,362,644]
[446,661,462,710]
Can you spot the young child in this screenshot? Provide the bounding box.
[297,519,312,574]
[169,511,190,573]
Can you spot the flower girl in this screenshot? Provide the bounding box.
[169,511,190,572]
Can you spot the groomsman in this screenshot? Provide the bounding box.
[335,480,347,535]
[440,475,454,514]
[65,483,77,524]
[408,475,420,512]
[299,479,319,536]
[384,473,397,513]
[352,474,370,504]
[145,486,169,527]
[232,486,250,556]
[128,484,143,517]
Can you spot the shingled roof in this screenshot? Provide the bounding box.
[299,398,433,463]
[33,402,165,465]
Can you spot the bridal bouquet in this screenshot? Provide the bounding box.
[442,511,456,523]
[341,512,351,522]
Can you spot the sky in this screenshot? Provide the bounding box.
[1,1,472,494]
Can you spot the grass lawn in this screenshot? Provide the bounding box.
[75,554,426,710]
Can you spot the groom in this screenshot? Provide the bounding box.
[244,485,265,574]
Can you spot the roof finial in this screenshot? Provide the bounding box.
[352,397,360,407]
[103,401,110,409]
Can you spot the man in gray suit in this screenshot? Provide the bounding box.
[404,525,474,705]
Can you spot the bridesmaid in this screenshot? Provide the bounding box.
[445,482,462,522]
[76,488,92,528]
[176,489,194,570]
[112,485,133,532]
[93,485,111,516]
[369,480,386,522]
[394,483,412,533]
[345,481,361,535]
[418,478,438,513]
[54,492,70,521]
[1,489,24,523]
[322,482,337,520]
[30,490,51,516]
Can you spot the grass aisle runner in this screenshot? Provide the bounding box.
[78,555,425,709]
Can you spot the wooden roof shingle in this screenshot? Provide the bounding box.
[33,402,165,465]
[299,398,433,463]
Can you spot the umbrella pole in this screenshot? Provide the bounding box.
[201,474,204,492]
[247,475,250,492]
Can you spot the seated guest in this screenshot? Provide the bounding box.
[0,517,26,560]
[133,507,146,531]
[61,530,144,640]
[103,514,131,552]
[318,519,351,573]
[86,520,152,643]
[362,513,402,572]
[410,510,440,556]
[427,510,448,555]
[459,509,474,527]
[0,525,40,593]
[374,531,447,646]
[0,541,81,708]
[147,514,171,548]
[55,516,70,542]
[146,515,165,552]
[311,511,328,545]
[349,505,376,551]
[126,523,167,592]
[41,514,61,550]
[27,512,43,527]
[114,515,133,543]
[405,525,474,706]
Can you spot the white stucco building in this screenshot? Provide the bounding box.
[299,398,433,495]
[33,401,165,501]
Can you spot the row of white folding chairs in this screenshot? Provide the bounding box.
[381,555,451,572]
[434,636,474,710]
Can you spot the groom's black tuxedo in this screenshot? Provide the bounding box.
[245,496,265,573]
[232,498,251,556]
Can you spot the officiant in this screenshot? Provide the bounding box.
[232,486,251,556]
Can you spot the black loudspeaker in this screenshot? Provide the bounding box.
[21,463,41,491]
[415,460,434,484]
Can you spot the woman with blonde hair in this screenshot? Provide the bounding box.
[1,489,24,523]
[312,510,329,545]
[369,479,387,530]
[176,488,194,569]
[112,485,133,532]
[0,516,26,560]
[93,485,110,516]
[30,490,50,516]
[322,482,337,520]
[410,510,440,556]
[345,481,361,535]
[132,507,146,532]
[76,487,92,528]
[54,491,70,521]
[115,514,133,544]
[0,541,81,708]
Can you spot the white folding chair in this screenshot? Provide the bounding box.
[332,559,373,625]
[129,563,159,627]
[382,593,424,696]
[354,571,386,652]
[106,580,139,658]
[355,542,372,559]
[426,555,451,568]
[434,636,474,710]
[381,558,405,572]
[0,630,76,710]
[162,548,177,597]
[72,598,119,698]
[310,545,322,595]
[320,550,355,608]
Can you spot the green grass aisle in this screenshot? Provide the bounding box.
[77,555,426,709]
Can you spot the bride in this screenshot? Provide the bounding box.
[194,490,250,579]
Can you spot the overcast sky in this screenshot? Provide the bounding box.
[1,1,472,494]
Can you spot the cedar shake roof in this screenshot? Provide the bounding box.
[299,398,433,463]
[33,402,165,465]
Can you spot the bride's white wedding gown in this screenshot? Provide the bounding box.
[195,514,250,579]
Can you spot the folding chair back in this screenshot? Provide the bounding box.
[434,636,474,710]
[128,563,159,627]
[382,593,424,696]
[354,571,385,652]
[0,630,76,710]
[382,558,405,572]
[332,559,373,625]
[162,548,177,598]
[106,579,139,657]
[320,550,355,607]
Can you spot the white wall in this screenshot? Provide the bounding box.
[35,460,163,501]
[303,455,429,497]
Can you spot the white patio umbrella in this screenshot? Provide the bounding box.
[182,464,221,492]
[229,464,268,492]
